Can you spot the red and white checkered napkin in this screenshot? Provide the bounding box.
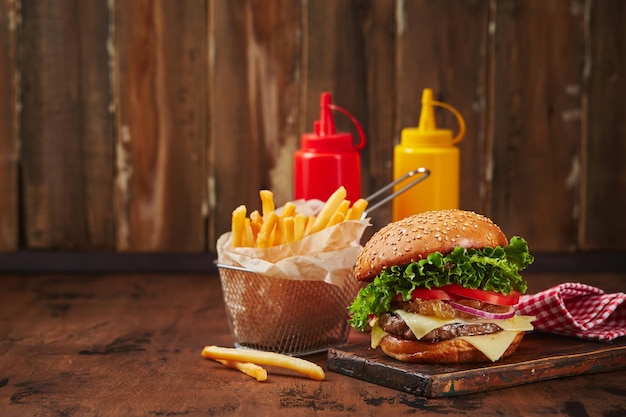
[517,283,626,342]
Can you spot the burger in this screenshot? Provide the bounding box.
[348,209,535,363]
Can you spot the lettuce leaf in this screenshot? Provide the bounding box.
[348,236,534,331]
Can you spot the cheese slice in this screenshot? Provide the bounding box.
[458,332,521,362]
[370,319,387,349]
[394,310,535,339]
[375,310,535,361]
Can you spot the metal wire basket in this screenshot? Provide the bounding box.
[217,263,361,356]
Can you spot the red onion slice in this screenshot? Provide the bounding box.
[446,301,516,320]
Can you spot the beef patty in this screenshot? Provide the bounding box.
[379,312,503,343]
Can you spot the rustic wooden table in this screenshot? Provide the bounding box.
[1,271,625,416]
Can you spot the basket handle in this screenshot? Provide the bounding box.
[362,167,430,218]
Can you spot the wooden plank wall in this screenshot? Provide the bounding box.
[0,0,18,251]
[0,0,624,255]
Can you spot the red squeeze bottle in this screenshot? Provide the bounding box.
[294,92,365,202]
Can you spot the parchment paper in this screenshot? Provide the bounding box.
[216,200,370,288]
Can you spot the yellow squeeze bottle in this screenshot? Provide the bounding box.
[392,88,466,221]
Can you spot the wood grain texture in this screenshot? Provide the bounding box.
[209,0,301,248]
[397,0,490,216]
[302,0,363,126]
[359,0,396,233]
[301,0,383,236]
[1,272,625,416]
[3,1,626,254]
[301,0,368,162]
[78,0,115,249]
[115,0,207,251]
[489,0,584,251]
[210,0,260,244]
[0,0,18,251]
[581,0,626,250]
[20,1,97,249]
[328,335,626,397]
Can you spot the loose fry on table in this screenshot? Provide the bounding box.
[201,345,326,381]
[214,358,268,382]
[307,186,348,235]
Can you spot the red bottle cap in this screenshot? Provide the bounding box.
[301,93,365,152]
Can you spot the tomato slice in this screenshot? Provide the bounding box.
[440,284,520,306]
[393,288,454,302]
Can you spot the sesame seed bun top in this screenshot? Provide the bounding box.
[354,209,508,282]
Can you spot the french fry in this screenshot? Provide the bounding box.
[214,359,267,382]
[304,215,316,236]
[312,199,350,231]
[346,198,368,220]
[257,212,279,248]
[201,345,325,381]
[229,186,366,248]
[307,186,347,235]
[249,210,263,239]
[336,200,351,217]
[293,214,307,242]
[241,218,255,247]
[282,217,295,244]
[280,202,297,218]
[231,205,247,247]
[271,216,285,246]
[260,190,275,220]
[326,211,345,227]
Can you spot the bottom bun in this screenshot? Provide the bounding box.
[379,332,525,364]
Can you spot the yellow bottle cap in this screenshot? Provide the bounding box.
[401,88,466,147]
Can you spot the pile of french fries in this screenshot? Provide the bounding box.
[231,186,368,248]
[202,345,325,382]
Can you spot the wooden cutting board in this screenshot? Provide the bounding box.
[327,332,626,398]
